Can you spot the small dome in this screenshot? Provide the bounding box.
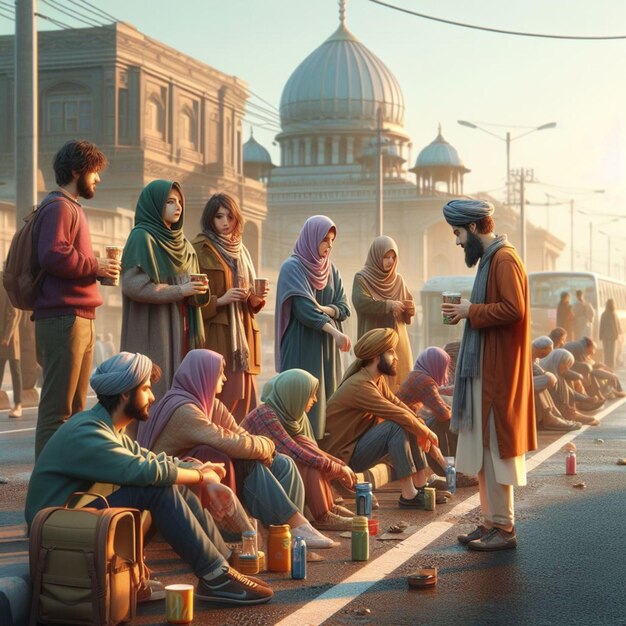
[243,132,273,165]
[414,126,467,169]
[279,21,405,132]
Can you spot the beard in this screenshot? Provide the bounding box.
[464,230,484,267]
[378,354,397,376]
[76,173,96,199]
[124,390,151,422]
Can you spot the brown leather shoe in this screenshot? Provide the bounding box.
[457,525,488,544]
[467,527,517,551]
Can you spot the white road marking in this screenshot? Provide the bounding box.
[0,427,36,435]
[274,398,625,626]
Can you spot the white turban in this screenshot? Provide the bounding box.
[532,336,553,350]
[90,352,153,396]
[443,199,494,226]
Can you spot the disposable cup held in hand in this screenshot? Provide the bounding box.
[442,291,461,325]
[254,278,269,296]
[403,299,415,316]
[165,584,194,624]
[100,246,123,286]
[189,273,209,287]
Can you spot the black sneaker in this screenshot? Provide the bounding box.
[196,567,273,605]
[398,491,427,509]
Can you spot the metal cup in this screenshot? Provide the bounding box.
[254,278,269,295]
[100,245,123,286]
[165,584,194,624]
[442,291,461,325]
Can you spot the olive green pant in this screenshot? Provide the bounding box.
[35,315,94,459]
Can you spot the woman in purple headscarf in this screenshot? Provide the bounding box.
[275,216,351,440]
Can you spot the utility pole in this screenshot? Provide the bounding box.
[570,200,575,271]
[510,168,534,264]
[15,0,38,221]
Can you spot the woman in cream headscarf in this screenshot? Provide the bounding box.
[352,236,415,391]
[241,369,356,531]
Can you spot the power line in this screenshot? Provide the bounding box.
[0,8,14,21]
[60,0,115,24]
[40,0,106,28]
[0,0,14,11]
[248,89,280,114]
[367,0,626,40]
[73,0,119,23]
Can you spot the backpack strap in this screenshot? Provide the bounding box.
[32,192,81,278]
[85,551,105,626]
[28,547,50,626]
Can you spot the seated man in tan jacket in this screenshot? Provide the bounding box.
[321,328,441,509]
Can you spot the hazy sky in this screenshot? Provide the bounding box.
[1,0,625,272]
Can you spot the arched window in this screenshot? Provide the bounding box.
[146,96,165,138]
[180,106,197,149]
[45,81,92,134]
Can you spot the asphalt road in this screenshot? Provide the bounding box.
[1,398,625,626]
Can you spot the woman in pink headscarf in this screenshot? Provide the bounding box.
[137,349,337,548]
[396,347,457,465]
[275,215,352,441]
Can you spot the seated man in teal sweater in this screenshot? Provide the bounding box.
[25,352,272,606]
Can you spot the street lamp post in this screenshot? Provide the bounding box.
[457,120,556,208]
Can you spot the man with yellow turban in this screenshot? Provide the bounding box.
[321,328,441,509]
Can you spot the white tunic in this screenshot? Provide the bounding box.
[455,348,527,486]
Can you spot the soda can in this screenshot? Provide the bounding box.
[291,536,307,580]
[423,487,436,511]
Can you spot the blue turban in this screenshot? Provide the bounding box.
[90,352,153,396]
[443,199,494,226]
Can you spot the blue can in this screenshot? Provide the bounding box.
[355,482,372,518]
[291,536,307,580]
[445,464,457,493]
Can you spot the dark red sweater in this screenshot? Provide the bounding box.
[32,191,102,320]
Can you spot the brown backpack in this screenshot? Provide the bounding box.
[3,193,75,311]
[28,493,144,626]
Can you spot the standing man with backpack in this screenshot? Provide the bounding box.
[33,140,120,459]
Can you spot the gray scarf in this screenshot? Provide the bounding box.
[451,234,512,432]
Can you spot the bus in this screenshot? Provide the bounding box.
[420,275,475,349]
[421,271,626,363]
[528,271,626,347]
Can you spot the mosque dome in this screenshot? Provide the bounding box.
[279,14,405,133]
[414,126,467,169]
[243,131,274,182]
[243,132,273,165]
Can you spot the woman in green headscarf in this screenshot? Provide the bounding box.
[120,180,209,400]
[241,369,357,531]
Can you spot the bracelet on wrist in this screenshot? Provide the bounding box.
[196,469,204,484]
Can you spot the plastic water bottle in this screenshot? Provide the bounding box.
[291,536,307,580]
[445,457,457,493]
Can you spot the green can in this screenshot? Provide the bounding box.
[423,487,436,511]
[351,516,369,561]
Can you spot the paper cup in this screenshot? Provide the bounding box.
[100,246,123,287]
[442,291,461,325]
[254,278,269,295]
[189,273,209,287]
[165,584,194,624]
